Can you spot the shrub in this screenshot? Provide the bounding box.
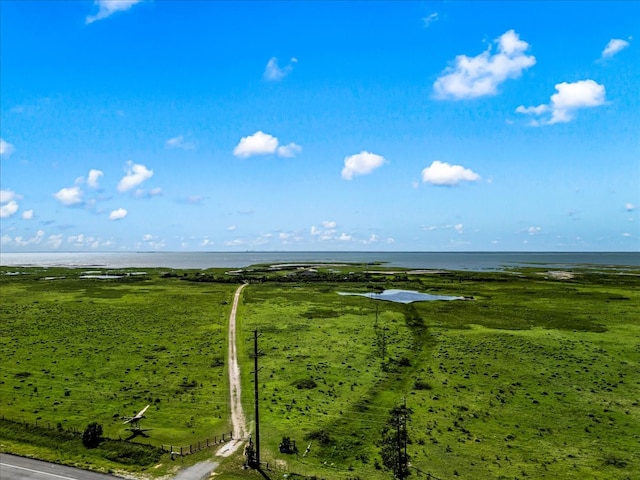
[82,422,103,448]
[413,380,433,390]
[292,378,317,390]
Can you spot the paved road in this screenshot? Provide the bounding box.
[0,453,121,480]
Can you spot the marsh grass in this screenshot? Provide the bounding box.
[0,268,237,464]
[237,269,640,479]
[1,266,639,479]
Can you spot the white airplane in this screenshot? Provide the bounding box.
[122,404,150,430]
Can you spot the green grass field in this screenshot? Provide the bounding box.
[1,265,639,479]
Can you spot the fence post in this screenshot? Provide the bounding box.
[180,447,183,456]
[222,433,225,441]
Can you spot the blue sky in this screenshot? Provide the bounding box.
[1,1,638,252]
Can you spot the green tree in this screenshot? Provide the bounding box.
[82,422,103,448]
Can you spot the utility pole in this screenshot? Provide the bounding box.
[253,329,260,467]
[402,397,408,479]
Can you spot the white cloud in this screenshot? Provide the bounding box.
[109,208,128,220]
[277,142,302,158]
[0,200,19,218]
[341,151,386,180]
[263,57,296,81]
[0,138,15,158]
[625,203,636,211]
[421,161,480,186]
[423,12,438,27]
[527,226,542,235]
[149,187,163,197]
[516,79,606,125]
[454,224,464,234]
[86,0,143,24]
[227,225,237,231]
[47,234,63,249]
[12,230,45,247]
[0,189,17,204]
[117,161,153,192]
[322,220,337,229]
[233,131,278,158]
[87,169,104,189]
[622,232,632,237]
[233,131,300,159]
[225,239,246,247]
[166,135,195,150]
[200,238,213,247]
[54,186,83,205]
[434,29,535,100]
[22,209,34,220]
[601,38,630,58]
[338,233,352,241]
[139,234,165,249]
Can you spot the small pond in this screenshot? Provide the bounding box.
[338,289,465,304]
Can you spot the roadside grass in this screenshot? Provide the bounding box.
[1,265,639,479]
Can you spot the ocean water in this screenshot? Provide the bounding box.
[1,251,638,271]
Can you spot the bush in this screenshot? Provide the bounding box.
[82,422,103,448]
[292,378,317,390]
[413,380,433,390]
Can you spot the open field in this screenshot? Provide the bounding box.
[0,267,238,475]
[1,264,639,479]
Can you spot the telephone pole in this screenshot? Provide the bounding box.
[253,329,261,467]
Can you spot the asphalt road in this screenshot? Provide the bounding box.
[0,453,121,480]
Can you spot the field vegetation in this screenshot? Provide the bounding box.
[1,264,639,479]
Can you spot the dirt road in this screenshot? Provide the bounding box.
[215,282,248,457]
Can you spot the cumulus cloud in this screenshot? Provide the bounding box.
[625,203,636,211]
[434,29,535,100]
[8,230,45,247]
[117,161,153,192]
[1,190,17,204]
[338,233,352,241]
[166,135,195,150]
[47,234,63,249]
[87,169,104,189]
[233,131,301,158]
[601,38,630,58]
[341,151,386,180]
[526,226,542,235]
[54,186,83,206]
[263,57,297,81]
[109,208,128,220]
[0,138,15,158]
[1,200,19,218]
[322,220,337,229]
[277,142,302,158]
[421,161,480,186]
[516,79,606,125]
[233,131,278,157]
[86,0,143,24]
[22,209,34,220]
